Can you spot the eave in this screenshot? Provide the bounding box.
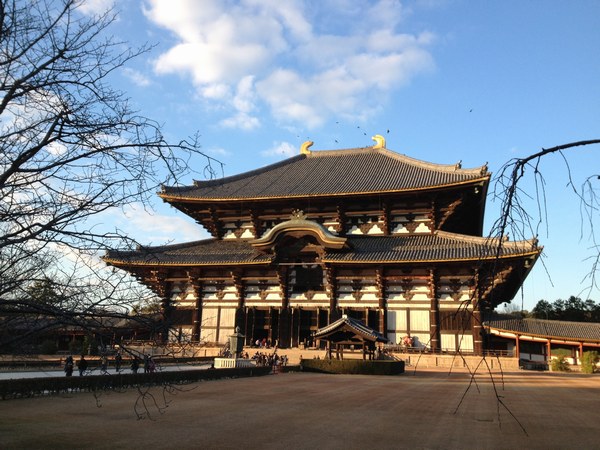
[158,176,491,204]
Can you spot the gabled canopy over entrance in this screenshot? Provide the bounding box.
[314,315,388,360]
[251,212,347,252]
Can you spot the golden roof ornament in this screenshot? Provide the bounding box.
[300,141,313,155]
[290,209,307,220]
[371,134,386,149]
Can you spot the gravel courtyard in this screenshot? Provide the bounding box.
[1,368,598,449]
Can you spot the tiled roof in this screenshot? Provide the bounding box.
[104,231,538,267]
[321,231,538,263]
[314,315,389,343]
[160,147,489,201]
[485,318,600,342]
[103,239,272,266]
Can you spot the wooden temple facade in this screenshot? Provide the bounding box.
[104,136,541,355]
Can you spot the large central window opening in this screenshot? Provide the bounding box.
[293,264,323,293]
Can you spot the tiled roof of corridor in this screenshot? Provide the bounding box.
[485,318,600,342]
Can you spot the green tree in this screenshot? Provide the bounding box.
[581,351,599,374]
[530,297,599,322]
[530,299,554,320]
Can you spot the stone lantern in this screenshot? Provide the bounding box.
[229,326,245,358]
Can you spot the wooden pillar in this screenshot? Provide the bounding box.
[381,202,391,235]
[249,208,262,238]
[235,307,245,337]
[244,307,250,346]
[189,274,203,342]
[471,277,483,355]
[278,308,291,348]
[151,270,172,343]
[428,269,440,352]
[326,266,340,323]
[277,267,289,310]
[579,342,584,365]
[277,266,291,348]
[546,340,551,361]
[515,334,520,359]
[250,307,256,345]
[290,308,297,347]
[267,308,273,343]
[376,268,387,336]
[297,309,302,347]
[231,271,245,333]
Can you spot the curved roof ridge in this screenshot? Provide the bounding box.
[304,145,488,175]
[191,154,305,189]
[434,230,539,249]
[377,147,488,176]
[104,238,217,258]
[159,144,492,201]
[159,155,306,195]
[251,218,347,250]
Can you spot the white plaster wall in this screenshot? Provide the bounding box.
[387,310,408,331]
[441,333,456,351]
[202,307,218,327]
[410,310,430,331]
[457,334,474,352]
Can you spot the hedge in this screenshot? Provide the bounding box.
[0,366,271,400]
[301,359,405,375]
[0,356,214,370]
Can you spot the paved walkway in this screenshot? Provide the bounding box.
[1,368,599,449]
[0,363,212,380]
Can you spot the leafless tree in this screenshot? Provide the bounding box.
[446,139,600,432]
[490,140,600,296]
[0,0,219,352]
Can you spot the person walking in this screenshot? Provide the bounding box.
[114,352,122,372]
[77,355,88,376]
[100,355,109,375]
[64,355,74,377]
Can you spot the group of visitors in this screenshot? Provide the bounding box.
[63,351,156,376]
[143,354,156,373]
[63,355,88,376]
[254,338,274,348]
[251,351,288,367]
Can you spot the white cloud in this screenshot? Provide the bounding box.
[46,141,68,156]
[122,68,152,87]
[261,141,297,158]
[206,147,228,156]
[143,0,436,130]
[219,75,260,129]
[77,0,114,16]
[106,203,209,245]
[220,112,260,130]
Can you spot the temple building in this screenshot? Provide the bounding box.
[103,136,541,355]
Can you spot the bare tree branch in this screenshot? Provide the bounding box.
[0,0,221,352]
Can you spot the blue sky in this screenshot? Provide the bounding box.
[83,0,600,309]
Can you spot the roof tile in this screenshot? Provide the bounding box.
[160,147,489,200]
[104,231,537,267]
[485,318,600,342]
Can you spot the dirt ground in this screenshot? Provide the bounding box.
[1,368,598,450]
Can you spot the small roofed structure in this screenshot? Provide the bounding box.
[314,315,389,360]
